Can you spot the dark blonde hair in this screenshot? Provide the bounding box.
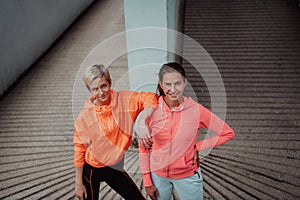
[157,62,186,96]
[83,64,111,91]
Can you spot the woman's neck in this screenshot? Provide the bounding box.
[93,97,111,106]
[164,96,183,109]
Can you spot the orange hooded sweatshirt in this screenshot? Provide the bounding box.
[139,96,235,186]
[73,90,157,168]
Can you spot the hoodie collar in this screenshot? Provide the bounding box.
[158,96,186,113]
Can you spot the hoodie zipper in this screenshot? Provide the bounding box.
[167,110,174,177]
[160,98,185,178]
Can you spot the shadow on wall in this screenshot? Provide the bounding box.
[0,0,94,98]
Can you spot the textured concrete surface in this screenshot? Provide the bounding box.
[183,0,300,199]
[0,0,130,199]
[0,0,299,199]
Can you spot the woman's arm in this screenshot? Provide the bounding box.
[196,105,235,151]
[73,129,88,199]
[136,92,158,148]
[75,166,87,199]
[139,144,154,186]
[139,145,159,200]
[137,107,155,148]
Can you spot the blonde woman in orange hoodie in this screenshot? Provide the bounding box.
[73,64,157,200]
[139,62,235,200]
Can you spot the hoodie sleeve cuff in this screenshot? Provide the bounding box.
[142,173,153,187]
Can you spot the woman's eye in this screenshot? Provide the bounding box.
[101,84,107,89]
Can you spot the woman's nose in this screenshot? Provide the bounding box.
[98,88,104,94]
[170,85,176,92]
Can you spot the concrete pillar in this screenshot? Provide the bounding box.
[123,0,184,91]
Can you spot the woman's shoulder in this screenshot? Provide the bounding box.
[117,90,157,98]
[115,90,134,95]
[75,99,95,120]
[182,96,202,107]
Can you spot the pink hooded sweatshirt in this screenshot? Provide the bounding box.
[139,96,235,187]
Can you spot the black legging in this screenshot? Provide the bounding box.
[82,162,145,200]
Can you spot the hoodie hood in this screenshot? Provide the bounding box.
[158,95,198,114]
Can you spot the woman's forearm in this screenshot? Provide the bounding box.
[75,166,84,185]
[137,107,154,137]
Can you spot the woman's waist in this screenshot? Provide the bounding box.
[150,148,196,172]
[85,147,125,168]
[85,155,125,170]
[152,163,198,180]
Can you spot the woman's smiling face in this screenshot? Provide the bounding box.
[160,71,187,103]
[88,76,111,106]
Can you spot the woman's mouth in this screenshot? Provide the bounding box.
[98,94,107,100]
[168,93,179,98]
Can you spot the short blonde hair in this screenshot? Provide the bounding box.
[83,64,111,90]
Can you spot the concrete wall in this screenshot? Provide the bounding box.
[124,0,168,92]
[167,0,185,63]
[124,0,184,92]
[0,0,94,97]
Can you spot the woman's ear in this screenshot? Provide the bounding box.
[86,84,91,92]
[159,81,163,88]
[184,78,187,88]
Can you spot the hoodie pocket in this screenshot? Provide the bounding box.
[171,156,188,173]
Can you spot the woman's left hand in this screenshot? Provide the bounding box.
[145,185,159,200]
[137,107,154,148]
[138,136,152,149]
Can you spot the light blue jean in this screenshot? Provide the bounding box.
[151,168,203,200]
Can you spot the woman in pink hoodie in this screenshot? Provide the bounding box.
[139,62,235,200]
